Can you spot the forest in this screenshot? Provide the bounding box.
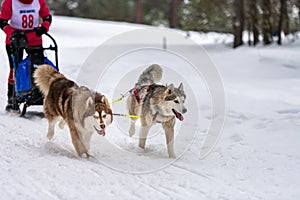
[46,0,300,48]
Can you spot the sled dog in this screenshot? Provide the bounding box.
[127,64,187,158]
[34,65,113,157]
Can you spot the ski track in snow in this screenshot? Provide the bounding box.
[0,16,299,199]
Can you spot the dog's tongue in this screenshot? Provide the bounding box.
[98,129,106,136]
[173,109,184,121]
[94,126,106,136]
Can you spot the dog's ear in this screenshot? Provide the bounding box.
[178,83,184,91]
[100,96,104,103]
[79,86,89,92]
[100,95,110,105]
[165,84,174,94]
[100,96,105,103]
[86,96,94,108]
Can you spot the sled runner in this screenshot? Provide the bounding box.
[10,31,59,117]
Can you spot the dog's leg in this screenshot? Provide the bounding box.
[68,122,88,157]
[82,131,93,152]
[139,125,151,149]
[129,119,137,137]
[58,119,66,129]
[85,152,91,158]
[47,117,59,140]
[127,95,140,137]
[163,119,176,158]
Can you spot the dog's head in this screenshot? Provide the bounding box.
[152,83,187,121]
[82,92,113,136]
[91,93,113,136]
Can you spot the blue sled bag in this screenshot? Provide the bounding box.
[15,56,58,99]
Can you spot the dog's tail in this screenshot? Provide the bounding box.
[34,64,65,96]
[136,64,163,87]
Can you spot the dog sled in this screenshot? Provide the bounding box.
[10,31,59,117]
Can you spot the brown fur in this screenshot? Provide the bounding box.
[34,65,113,157]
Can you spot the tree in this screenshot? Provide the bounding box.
[297,0,300,19]
[134,0,143,23]
[143,0,170,26]
[233,0,245,48]
[47,0,133,22]
[248,0,259,45]
[169,0,180,28]
[182,0,233,33]
[278,0,287,45]
[261,0,273,45]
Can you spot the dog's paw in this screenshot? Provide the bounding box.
[129,127,135,137]
[47,132,54,140]
[58,119,66,129]
[85,152,91,158]
[169,154,176,159]
[138,140,146,149]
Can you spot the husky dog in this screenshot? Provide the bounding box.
[127,64,187,158]
[34,65,113,157]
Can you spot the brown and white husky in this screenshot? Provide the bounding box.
[34,64,113,157]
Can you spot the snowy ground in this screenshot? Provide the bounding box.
[0,16,299,200]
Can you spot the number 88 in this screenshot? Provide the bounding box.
[22,14,34,29]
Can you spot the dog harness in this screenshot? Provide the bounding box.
[133,83,158,104]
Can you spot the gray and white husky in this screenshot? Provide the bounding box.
[127,64,187,158]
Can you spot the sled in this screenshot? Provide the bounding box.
[10,31,59,117]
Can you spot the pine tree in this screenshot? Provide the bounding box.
[169,0,180,28]
[249,0,259,45]
[134,0,143,23]
[261,0,273,45]
[233,0,245,48]
[278,0,287,45]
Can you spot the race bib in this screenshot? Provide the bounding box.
[10,0,40,30]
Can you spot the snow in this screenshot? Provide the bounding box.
[0,16,299,199]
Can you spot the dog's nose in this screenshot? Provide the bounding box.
[100,124,105,129]
[182,108,187,114]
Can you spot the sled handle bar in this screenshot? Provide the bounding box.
[44,32,58,68]
[22,31,59,68]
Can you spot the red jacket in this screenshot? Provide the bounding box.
[0,0,51,46]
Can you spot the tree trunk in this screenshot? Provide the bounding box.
[169,0,180,28]
[298,0,300,22]
[282,0,290,35]
[250,0,259,45]
[247,18,251,46]
[233,0,245,48]
[262,0,273,45]
[134,0,143,24]
[278,0,286,45]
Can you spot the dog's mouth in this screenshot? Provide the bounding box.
[93,125,106,136]
[172,109,184,121]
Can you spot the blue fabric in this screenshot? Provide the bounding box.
[43,57,58,71]
[15,56,58,98]
[15,57,30,93]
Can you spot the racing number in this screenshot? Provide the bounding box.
[22,14,34,28]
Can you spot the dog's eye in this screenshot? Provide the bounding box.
[102,114,106,118]
[174,100,179,104]
[94,116,99,119]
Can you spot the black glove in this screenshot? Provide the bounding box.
[34,26,47,37]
